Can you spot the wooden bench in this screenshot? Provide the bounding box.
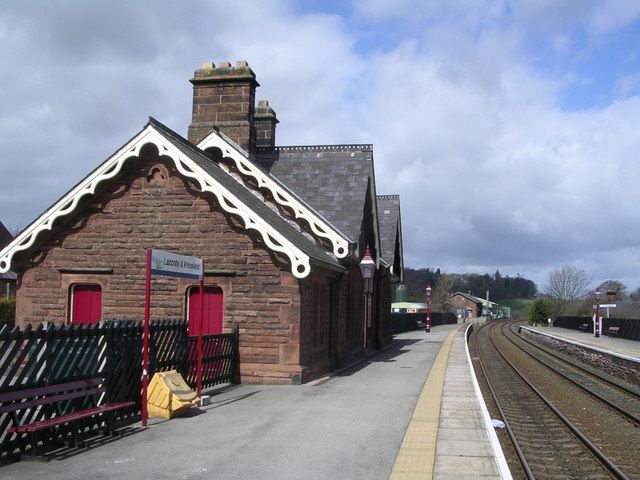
[0,377,135,459]
[578,323,590,332]
[606,326,622,337]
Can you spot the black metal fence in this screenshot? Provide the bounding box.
[0,320,238,456]
[554,316,640,341]
[391,312,458,333]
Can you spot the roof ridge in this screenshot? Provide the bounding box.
[265,144,373,152]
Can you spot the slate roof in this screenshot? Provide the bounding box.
[451,292,483,304]
[451,292,500,308]
[0,271,16,281]
[0,222,11,250]
[0,119,343,276]
[147,119,343,272]
[256,145,374,243]
[377,195,401,271]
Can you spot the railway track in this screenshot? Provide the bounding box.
[506,323,640,425]
[469,320,640,479]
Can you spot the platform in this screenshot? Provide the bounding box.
[390,324,511,480]
[524,325,640,362]
[0,324,511,480]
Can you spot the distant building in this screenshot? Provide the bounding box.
[391,302,427,313]
[449,292,483,318]
[449,292,508,319]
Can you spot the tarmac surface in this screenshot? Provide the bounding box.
[1,324,468,480]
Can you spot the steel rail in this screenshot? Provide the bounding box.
[510,322,640,398]
[487,322,630,480]
[501,321,640,426]
[473,323,535,480]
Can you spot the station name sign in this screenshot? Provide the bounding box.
[150,249,203,280]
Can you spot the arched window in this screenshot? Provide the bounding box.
[70,284,102,325]
[187,286,223,336]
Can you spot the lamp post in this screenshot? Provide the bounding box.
[359,245,375,350]
[594,290,601,338]
[425,284,432,333]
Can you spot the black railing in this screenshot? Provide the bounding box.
[0,320,239,456]
[391,312,457,333]
[554,316,640,341]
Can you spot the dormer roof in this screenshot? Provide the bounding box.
[255,145,381,263]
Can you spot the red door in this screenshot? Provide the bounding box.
[188,286,223,336]
[71,284,102,325]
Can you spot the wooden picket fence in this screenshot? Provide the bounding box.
[0,320,238,456]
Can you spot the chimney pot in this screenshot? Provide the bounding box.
[254,99,278,151]
[188,60,259,151]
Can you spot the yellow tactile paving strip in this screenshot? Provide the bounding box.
[389,325,463,480]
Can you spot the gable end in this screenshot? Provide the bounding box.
[0,122,320,278]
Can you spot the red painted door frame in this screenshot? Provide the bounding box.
[70,284,102,325]
[188,285,223,336]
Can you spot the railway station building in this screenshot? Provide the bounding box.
[0,60,404,384]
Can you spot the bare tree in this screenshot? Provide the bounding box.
[432,275,454,312]
[629,287,640,301]
[595,280,627,301]
[542,265,592,317]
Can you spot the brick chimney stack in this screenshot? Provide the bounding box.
[188,60,259,153]
[254,100,279,151]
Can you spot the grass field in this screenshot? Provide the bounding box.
[500,298,534,317]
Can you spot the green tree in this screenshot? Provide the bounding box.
[529,298,550,326]
[0,298,15,329]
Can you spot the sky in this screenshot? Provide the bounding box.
[1,0,640,290]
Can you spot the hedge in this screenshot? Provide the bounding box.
[0,297,16,329]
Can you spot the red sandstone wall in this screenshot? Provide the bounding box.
[449,295,480,317]
[14,154,302,384]
[298,272,332,381]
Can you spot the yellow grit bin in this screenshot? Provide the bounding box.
[147,370,200,419]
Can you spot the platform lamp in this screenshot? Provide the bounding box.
[425,284,432,333]
[359,245,375,350]
[594,290,602,338]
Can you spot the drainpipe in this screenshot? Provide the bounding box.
[329,272,344,371]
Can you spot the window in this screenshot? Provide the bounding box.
[70,284,102,325]
[187,286,223,336]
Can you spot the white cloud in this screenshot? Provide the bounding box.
[588,0,640,34]
[614,74,640,98]
[358,17,640,285]
[1,0,639,288]
[352,0,507,30]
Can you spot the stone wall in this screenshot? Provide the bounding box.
[520,328,640,388]
[449,294,481,317]
[15,153,304,384]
